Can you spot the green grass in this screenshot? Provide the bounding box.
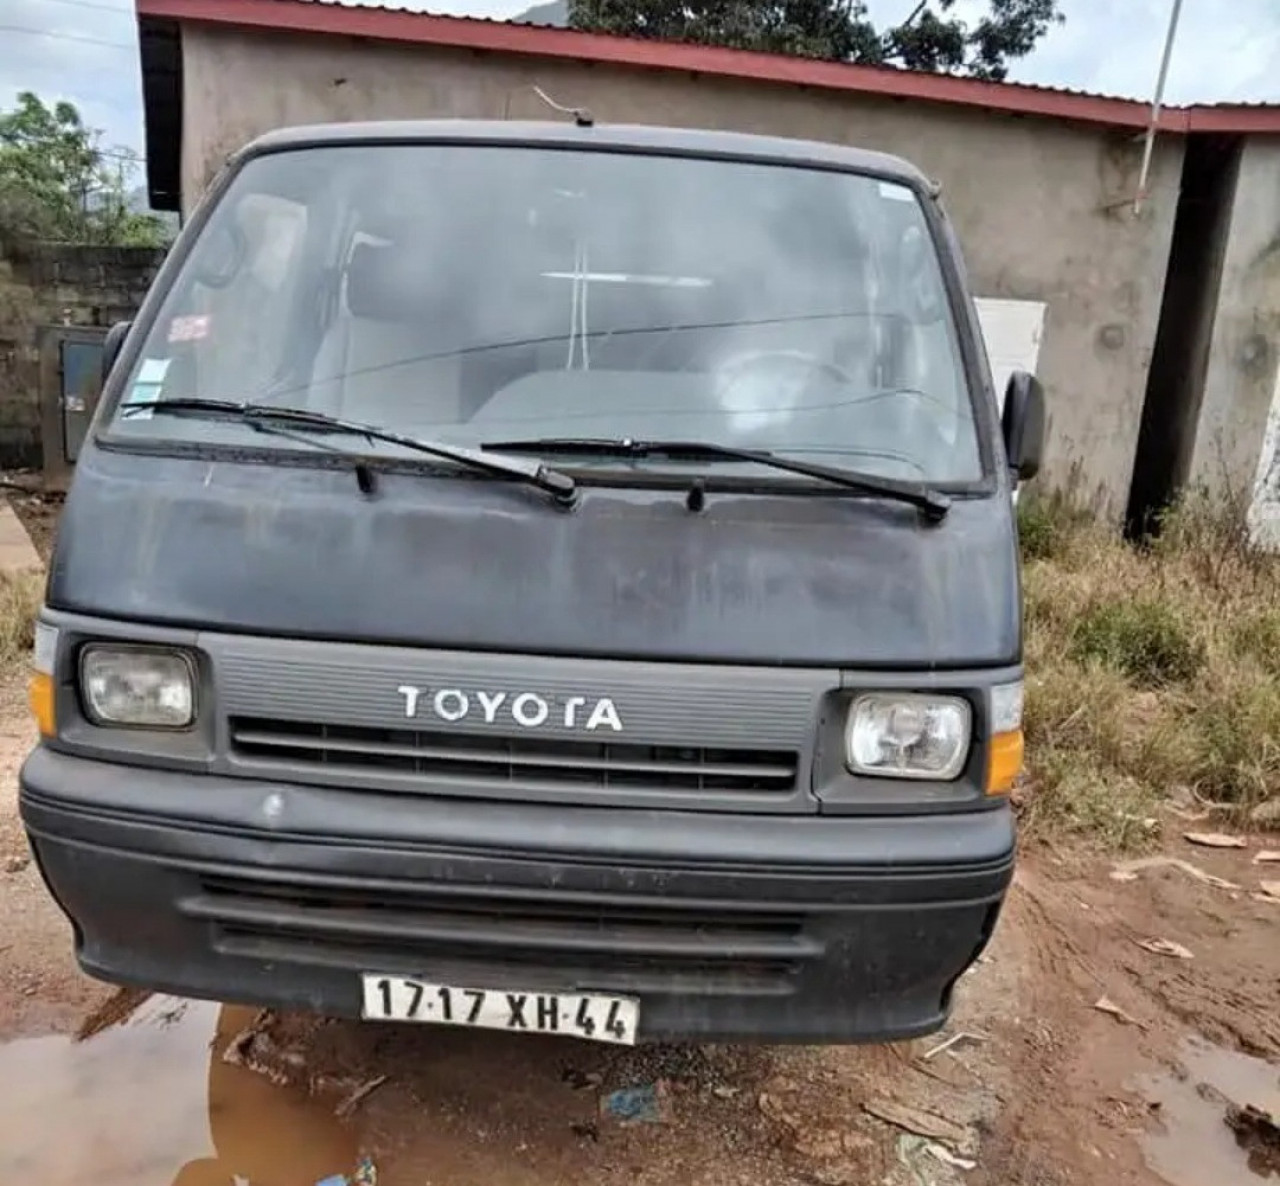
[1069,600,1204,688]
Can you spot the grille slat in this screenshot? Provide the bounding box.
[230,717,799,794]
[212,934,796,996]
[186,874,814,995]
[183,895,821,960]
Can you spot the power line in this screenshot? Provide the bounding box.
[24,0,133,15]
[0,24,133,50]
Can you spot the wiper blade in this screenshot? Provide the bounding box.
[481,436,950,521]
[119,399,577,506]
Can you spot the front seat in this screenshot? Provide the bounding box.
[309,241,465,430]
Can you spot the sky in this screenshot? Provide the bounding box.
[3,0,1279,169]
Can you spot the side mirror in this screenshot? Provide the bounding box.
[1002,371,1045,482]
[102,320,132,385]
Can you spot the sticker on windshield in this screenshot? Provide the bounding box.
[168,314,210,343]
[122,358,171,420]
[878,181,916,203]
[135,358,171,385]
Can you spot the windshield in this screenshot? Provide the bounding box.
[106,143,984,484]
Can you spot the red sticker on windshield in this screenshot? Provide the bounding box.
[168,314,210,343]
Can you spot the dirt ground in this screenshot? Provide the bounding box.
[0,666,1277,1186]
[2,474,62,564]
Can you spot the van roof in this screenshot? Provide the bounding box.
[236,119,933,188]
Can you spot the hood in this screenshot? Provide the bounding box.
[49,447,1020,669]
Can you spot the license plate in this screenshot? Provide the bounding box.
[360,975,639,1045]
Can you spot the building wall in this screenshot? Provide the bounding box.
[179,25,1186,513]
[1181,140,1280,539]
[0,244,165,470]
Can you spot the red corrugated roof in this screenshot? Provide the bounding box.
[134,0,1280,134]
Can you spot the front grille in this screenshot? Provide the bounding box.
[183,873,818,995]
[229,717,799,794]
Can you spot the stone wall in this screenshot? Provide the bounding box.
[0,243,165,470]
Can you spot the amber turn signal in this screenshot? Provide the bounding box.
[29,670,55,738]
[986,729,1024,795]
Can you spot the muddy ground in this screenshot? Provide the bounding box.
[0,670,1277,1186]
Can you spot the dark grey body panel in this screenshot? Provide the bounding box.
[22,747,1016,869]
[22,747,1013,1041]
[50,448,1021,669]
[240,120,926,185]
[241,120,930,185]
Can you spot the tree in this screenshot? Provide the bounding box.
[567,0,1062,80]
[0,91,170,249]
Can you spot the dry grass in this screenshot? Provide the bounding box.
[1018,489,1280,849]
[0,570,42,666]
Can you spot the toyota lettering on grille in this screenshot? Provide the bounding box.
[396,686,623,732]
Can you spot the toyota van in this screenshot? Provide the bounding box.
[20,120,1044,1045]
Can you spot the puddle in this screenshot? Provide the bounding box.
[1137,1038,1280,1185]
[0,996,356,1186]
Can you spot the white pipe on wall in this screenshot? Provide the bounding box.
[1134,0,1187,217]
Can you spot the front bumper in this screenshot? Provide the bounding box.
[20,746,1014,1043]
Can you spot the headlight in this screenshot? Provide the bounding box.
[80,646,195,729]
[845,693,971,780]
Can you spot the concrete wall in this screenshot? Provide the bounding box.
[1179,141,1280,539]
[0,244,165,469]
[179,25,1187,513]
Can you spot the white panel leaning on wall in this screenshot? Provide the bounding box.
[974,297,1046,502]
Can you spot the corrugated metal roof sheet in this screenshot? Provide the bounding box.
[159,0,1277,117]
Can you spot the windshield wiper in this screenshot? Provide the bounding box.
[481,436,950,522]
[118,399,577,506]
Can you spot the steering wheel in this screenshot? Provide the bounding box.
[712,349,858,432]
[715,349,857,397]
[713,348,957,462]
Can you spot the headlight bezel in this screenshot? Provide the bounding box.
[843,691,973,782]
[78,642,199,731]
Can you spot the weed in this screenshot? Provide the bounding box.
[1019,749,1160,851]
[1018,490,1280,847]
[1184,679,1280,809]
[1069,600,1204,687]
[0,571,42,665]
[1229,609,1280,675]
[1016,492,1093,563]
